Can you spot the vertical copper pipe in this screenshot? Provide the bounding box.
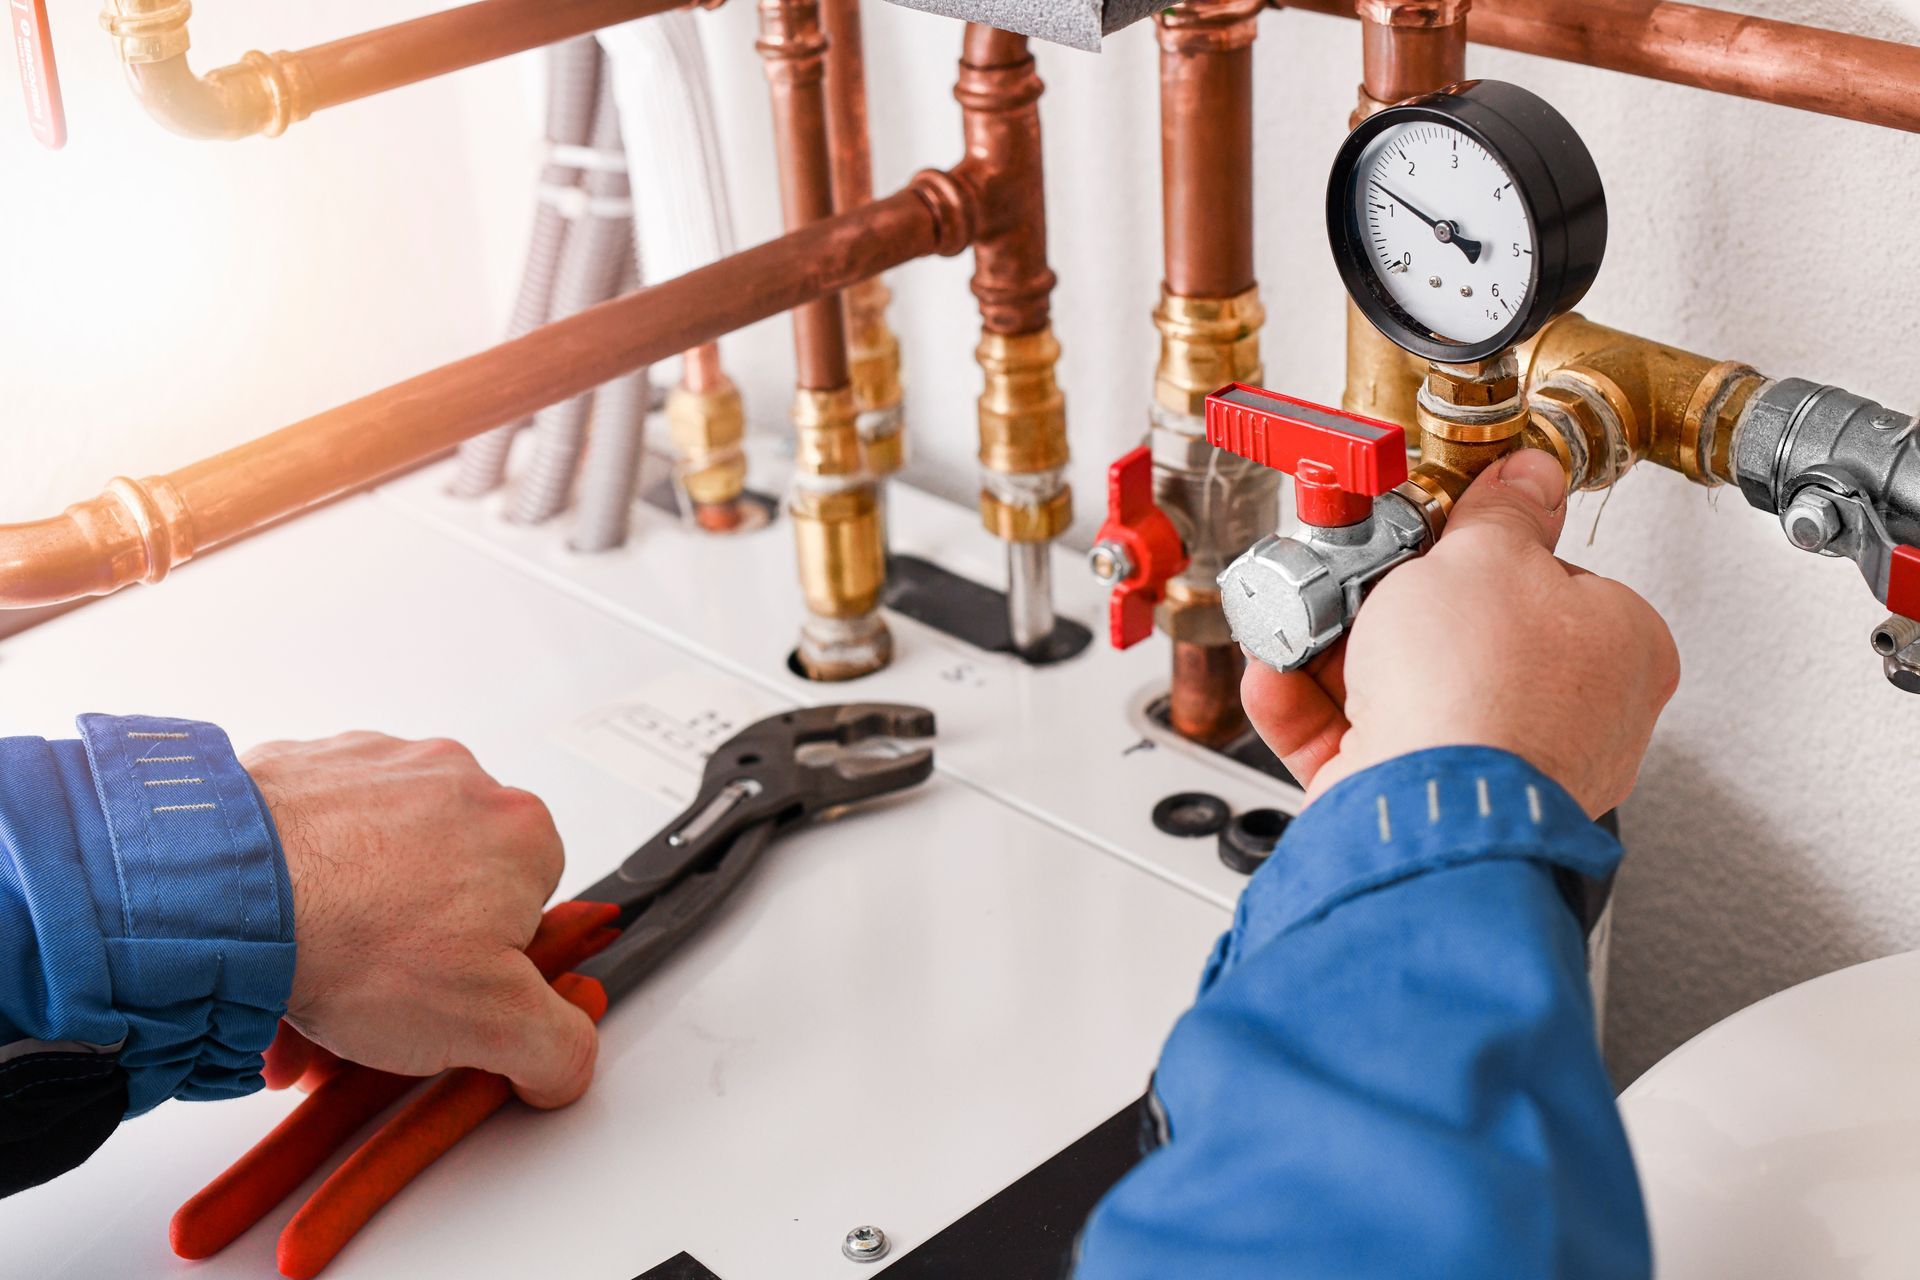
[822,0,907,489]
[1172,641,1248,749]
[1155,0,1267,748]
[1159,0,1260,299]
[956,25,1070,656]
[760,1,854,391]
[760,0,890,679]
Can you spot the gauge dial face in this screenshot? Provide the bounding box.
[1353,121,1535,348]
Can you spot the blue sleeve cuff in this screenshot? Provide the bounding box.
[71,715,296,1116]
[1207,746,1621,990]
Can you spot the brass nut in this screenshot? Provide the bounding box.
[792,387,865,478]
[1154,287,1265,418]
[979,488,1071,543]
[1157,581,1232,646]
[789,483,885,619]
[977,327,1068,475]
[1426,363,1520,407]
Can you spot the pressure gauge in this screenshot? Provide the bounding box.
[1327,79,1606,364]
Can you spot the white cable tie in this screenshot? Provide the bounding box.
[548,143,630,173]
[538,184,590,218]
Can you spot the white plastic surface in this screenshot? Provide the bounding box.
[1621,949,1920,1279]
[0,484,1283,1279]
[379,450,1303,915]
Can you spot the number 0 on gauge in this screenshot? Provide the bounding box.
[1327,79,1607,364]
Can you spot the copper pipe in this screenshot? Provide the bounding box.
[0,179,971,609]
[1341,1,1465,437]
[1158,0,1261,299]
[759,0,851,391]
[682,343,727,393]
[956,25,1070,656]
[822,0,876,215]
[1283,0,1920,133]
[1170,639,1249,747]
[955,24,1055,337]
[102,0,697,141]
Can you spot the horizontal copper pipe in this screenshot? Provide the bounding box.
[1283,0,1920,132]
[105,0,692,140]
[0,179,971,608]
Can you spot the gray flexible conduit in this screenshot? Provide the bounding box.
[569,250,651,552]
[449,37,604,499]
[508,70,635,525]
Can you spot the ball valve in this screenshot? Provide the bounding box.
[1089,446,1190,649]
[1207,384,1430,673]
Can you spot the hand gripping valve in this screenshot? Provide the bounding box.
[1206,384,1428,672]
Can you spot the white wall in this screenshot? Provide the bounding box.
[5,0,1920,1080]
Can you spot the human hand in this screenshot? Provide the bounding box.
[1243,449,1679,817]
[244,733,595,1108]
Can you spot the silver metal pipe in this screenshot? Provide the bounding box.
[1007,540,1055,654]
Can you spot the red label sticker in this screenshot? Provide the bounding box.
[9,0,65,150]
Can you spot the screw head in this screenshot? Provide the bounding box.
[1783,489,1844,552]
[843,1225,891,1263]
[1087,540,1135,586]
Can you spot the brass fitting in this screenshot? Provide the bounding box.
[1153,286,1265,417]
[845,278,906,480]
[788,387,889,679]
[1520,313,1765,488]
[667,378,748,510]
[1344,303,1427,440]
[976,326,1071,543]
[1404,352,1530,520]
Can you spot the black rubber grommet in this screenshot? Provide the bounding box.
[1151,792,1232,839]
[1219,807,1292,875]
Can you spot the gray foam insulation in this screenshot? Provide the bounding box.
[880,0,1170,51]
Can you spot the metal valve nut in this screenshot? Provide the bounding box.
[1219,536,1348,673]
[1218,492,1430,673]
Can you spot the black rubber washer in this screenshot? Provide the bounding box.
[1219,808,1292,875]
[1151,792,1231,840]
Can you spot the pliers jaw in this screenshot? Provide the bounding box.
[575,703,937,1000]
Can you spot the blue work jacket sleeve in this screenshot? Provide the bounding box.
[0,714,295,1161]
[1074,746,1651,1280]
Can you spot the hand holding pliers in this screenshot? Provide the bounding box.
[171,703,936,1278]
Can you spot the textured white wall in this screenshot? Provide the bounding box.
[5,0,1920,1080]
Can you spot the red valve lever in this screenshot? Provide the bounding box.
[1204,383,1407,528]
[1094,445,1189,650]
[8,0,65,149]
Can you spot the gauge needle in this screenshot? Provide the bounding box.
[1372,182,1483,264]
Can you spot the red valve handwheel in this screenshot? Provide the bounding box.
[1204,383,1407,528]
[1094,446,1188,650]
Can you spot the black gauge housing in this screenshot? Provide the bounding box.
[1326,79,1607,364]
